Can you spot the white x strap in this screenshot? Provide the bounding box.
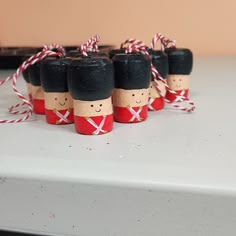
[87,116,106,135]
[148,98,155,110]
[174,90,186,102]
[128,107,142,122]
[55,110,71,124]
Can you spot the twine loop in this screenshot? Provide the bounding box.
[78,34,101,56]
[150,33,176,51]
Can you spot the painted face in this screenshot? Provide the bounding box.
[149,81,166,98]
[167,75,189,91]
[112,88,149,107]
[44,92,73,110]
[31,85,44,99]
[73,97,113,117]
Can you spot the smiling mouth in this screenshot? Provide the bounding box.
[59,102,66,106]
[95,109,101,112]
[136,100,141,104]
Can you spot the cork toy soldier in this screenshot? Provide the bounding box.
[22,50,42,105]
[112,53,151,123]
[148,50,169,111]
[28,61,45,114]
[22,63,32,103]
[40,57,74,125]
[164,48,193,103]
[68,56,114,135]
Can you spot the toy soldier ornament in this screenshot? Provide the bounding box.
[148,50,169,111]
[22,63,32,103]
[68,56,114,135]
[28,62,45,114]
[40,58,74,125]
[165,48,193,103]
[112,53,151,123]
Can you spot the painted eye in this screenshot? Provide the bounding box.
[100,104,102,107]
[132,94,135,96]
[65,98,68,101]
[91,104,94,107]
[141,93,144,95]
[150,86,153,88]
[55,98,57,101]
[179,79,182,81]
[173,79,176,82]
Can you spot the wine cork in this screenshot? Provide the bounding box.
[40,57,74,125]
[165,48,193,102]
[28,61,45,114]
[68,56,114,135]
[148,49,169,111]
[112,53,151,123]
[22,61,32,103]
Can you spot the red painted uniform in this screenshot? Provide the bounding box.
[148,97,164,111]
[114,105,148,123]
[45,108,74,125]
[74,114,113,135]
[165,89,189,103]
[33,99,45,114]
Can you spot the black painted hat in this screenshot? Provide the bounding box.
[67,50,107,58]
[28,61,41,86]
[112,53,151,89]
[68,56,114,101]
[22,69,30,83]
[109,49,126,59]
[148,49,169,80]
[40,58,71,93]
[21,56,30,83]
[164,48,193,75]
[23,48,45,85]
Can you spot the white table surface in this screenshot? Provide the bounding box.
[0,57,236,236]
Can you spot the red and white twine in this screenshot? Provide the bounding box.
[43,43,66,55]
[78,34,101,56]
[120,38,147,49]
[151,33,177,50]
[162,37,176,49]
[150,33,165,51]
[123,39,195,112]
[0,44,66,123]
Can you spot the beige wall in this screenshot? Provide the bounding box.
[0,0,235,55]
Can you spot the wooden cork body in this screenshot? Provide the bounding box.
[29,62,45,114]
[148,50,169,111]
[165,48,193,103]
[40,58,74,124]
[112,53,151,123]
[68,56,114,135]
